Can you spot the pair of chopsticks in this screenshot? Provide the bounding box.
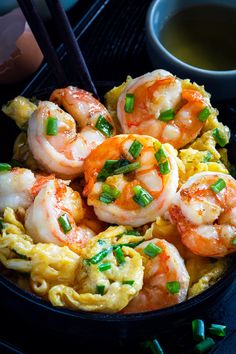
[17,0,98,98]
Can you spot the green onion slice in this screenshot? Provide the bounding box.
[86,246,113,265]
[194,337,215,353]
[210,178,226,193]
[98,262,111,272]
[208,324,226,337]
[198,107,211,122]
[143,242,162,258]
[166,281,180,294]
[113,240,144,250]
[58,214,72,234]
[0,219,4,231]
[143,339,164,354]
[133,185,153,207]
[99,184,120,204]
[158,109,175,122]
[212,128,229,147]
[128,139,143,159]
[97,159,129,181]
[95,115,113,137]
[124,93,135,113]
[96,284,105,295]
[159,160,170,175]
[114,246,125,264]
[192,319,205,342]
[0,163,11,172]
[155,146,166,163]
[122,280,135,286]
[113,162,140,175]
[202,152,212,163]
[46,117,58,136]
[232,237,236,246]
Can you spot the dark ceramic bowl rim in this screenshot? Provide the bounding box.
[146,0,236,76]
[1,257,235,321]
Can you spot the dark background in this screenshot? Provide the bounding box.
[1,0,236,353]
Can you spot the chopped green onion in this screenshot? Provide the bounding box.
[198,107,211,122]
[0,163,11,172]
[97,159,130,181]
[158,109,175,122]
[210,178,226,193]
[96,284,105,295]
[95,115,113,137]
[98,239,106,246]
[124,93,135,113]
[98,262,111,272]
[194,337,215,353]
[99,184,120,204]
[208,324,226,337]
[122,280,135,285]
[212,128,229,147]
[87,246,112,265]
[113,240,144,250]
[159,160,170,175]
[153,141,162,151]
[231,237,236,246]
[58,214,72,234]
[192,319,205,342]
[133,185,153,207]
[166,281,180,294]
[129,139,143,159]
[125,230,140,236]
[143,242,162,258]
[114,246,125,264]
[202,152,212,163]
[114,162,140,175]
[46,117,58,135]
[143,339,164,354]
[155,146,166,163]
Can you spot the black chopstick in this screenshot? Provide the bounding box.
[45,0,99,99]
[17,0,98,98]
[17,0,68,86]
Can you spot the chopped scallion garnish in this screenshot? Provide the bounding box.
[194,337,215,353]
[97,159,129,181]
[129,139,143,159]
[99,184,120,204]
[158,109,175,122]
[95,115,113,137]
[159,160,170,175]
[133,185,153,207]
[114,246,125,264]
[192,319,205,342]
[98,262,111,272]
[0,219,4,231]
[96,284,105,295]
[231,237,236,246]
[124,93,135,113]
[86,246,112,265]
[143,242,162,258]
[46,117,58,136]
[208,324,226,337]
[113,162,140,175]
[202,152,212,163]
[58,214,72,234]
[122,280,135,286]
[212,128,229,147]
[166,281,180,294]
[210,178,226,193]
[0,163,11,172]
[113,240,144,250]
[155,146,166,163]
[198,107,210,122]
[143,339,164,354]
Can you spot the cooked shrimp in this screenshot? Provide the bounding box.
[117,69,213,149]
[169,172,236,257]
[123,238,189,313]
[28,87,115,179]
[25,179,94,250]
[84,134,178,227]
[0,167,36,212]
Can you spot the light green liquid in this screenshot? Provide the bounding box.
[160,5,236,71]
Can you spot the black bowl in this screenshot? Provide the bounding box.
[0,83,236,343]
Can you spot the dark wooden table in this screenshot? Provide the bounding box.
[1,1,236,353]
